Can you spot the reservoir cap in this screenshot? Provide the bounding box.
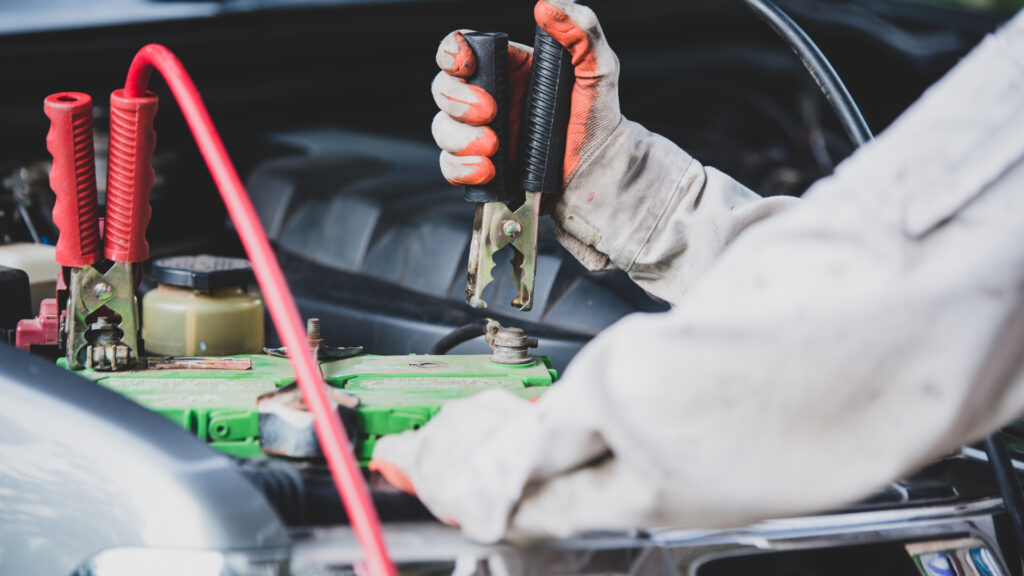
[151,255,254,291]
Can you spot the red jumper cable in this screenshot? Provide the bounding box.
[121,44,396,576]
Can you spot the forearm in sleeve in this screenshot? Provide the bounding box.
[553,119,799,305]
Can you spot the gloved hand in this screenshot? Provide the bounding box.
[432,0,793,304]
[431,0,620,193]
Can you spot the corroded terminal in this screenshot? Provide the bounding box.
[257,383,360,458]
[485,320,539,365]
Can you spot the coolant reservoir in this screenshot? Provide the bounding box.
[0,242,59,311]
[143,255,264,356]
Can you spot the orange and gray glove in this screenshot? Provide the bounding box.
[431,0,619,193]
[431,0,794,304]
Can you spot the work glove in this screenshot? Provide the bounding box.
[431,0,619,194]
[431,0,795,304]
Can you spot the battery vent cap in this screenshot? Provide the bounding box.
[151,254,254,291]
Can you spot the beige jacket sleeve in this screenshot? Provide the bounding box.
[551,120,798,305]
[374,10,1024,544]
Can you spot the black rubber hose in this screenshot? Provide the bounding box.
[428,321,488,355]
[985,435,1024,556]
[742,0,874,148]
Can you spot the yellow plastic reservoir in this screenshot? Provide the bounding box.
[142,255,264,357]
[0,242,59,311]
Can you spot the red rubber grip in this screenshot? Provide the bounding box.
[45,92,101,268]
[105,89,158,263]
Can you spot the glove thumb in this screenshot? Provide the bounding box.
[534,0,622,184]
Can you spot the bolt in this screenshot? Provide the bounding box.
[93,283,113,300]
[306,318,321,340]
[90,316,116,330]
[486,322,537,365]
[502,220,522,238]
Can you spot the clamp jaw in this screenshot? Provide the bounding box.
[46,90,157,371]
[65,263,139,370]
[467,192,541,310]
[462,30,573,312]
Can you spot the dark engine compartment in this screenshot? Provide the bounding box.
[0,0,1006,369]
[1,2,1022,574]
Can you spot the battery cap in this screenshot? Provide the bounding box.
[151,254,254,291]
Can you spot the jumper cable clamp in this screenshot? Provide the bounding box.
[463,29,573,311]
[46,90,157,370]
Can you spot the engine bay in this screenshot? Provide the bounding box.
[1,1,1022,575]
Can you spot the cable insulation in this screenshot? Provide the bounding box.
[742,0,874,147]
[428,321,489,355]
[123,44,395,576]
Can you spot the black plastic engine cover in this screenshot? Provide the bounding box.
[247,129,667,370]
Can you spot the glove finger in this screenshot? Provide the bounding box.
[535,0,619,81]
[432,111,499,157]
[508,455,658,541]
[439,151,495,186]
[437,30,534,78]
[509,39,534,73]
[368,459,417,497]
[431,71,497,126]
[372,384,611,543]
[534,0,622,182]
[436,29,477,77]
[371,436,463,526]
[370,427,421,474]
[508,40,534,160]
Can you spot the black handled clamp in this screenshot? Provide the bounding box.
[463,29,573,312]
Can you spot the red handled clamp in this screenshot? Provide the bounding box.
[46,90,157,370]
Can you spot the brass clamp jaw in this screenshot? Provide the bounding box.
[467,192,542,311]
[66,263,140,370]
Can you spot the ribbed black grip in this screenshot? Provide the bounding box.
[519,26,574,195]
[462,32,509,204]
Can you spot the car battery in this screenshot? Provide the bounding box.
[66,352,556,464]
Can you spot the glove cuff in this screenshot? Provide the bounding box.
[553,119,797,304]
[552,119,696,274]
